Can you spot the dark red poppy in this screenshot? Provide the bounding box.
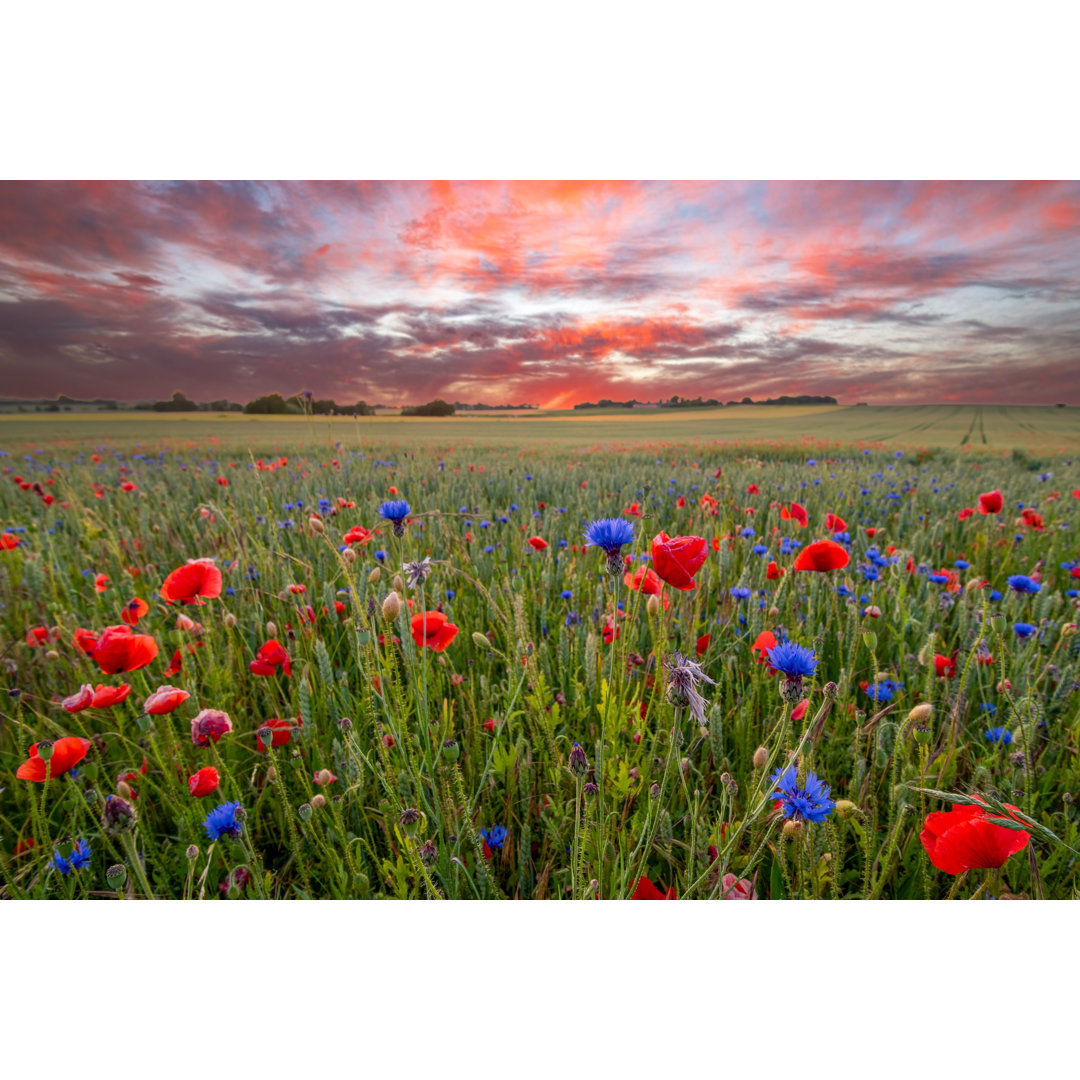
[977,489,1003,515]
[250,639,292,676]
[255,716,301,751]
[631,876,677,900]
[91,624,159,674]
[92,683,131,708]
[410,611,459,652]
[160,558,223,604]
[825,513,848,533]
[16,736,91,782]
[920,803,1029,874]
[651,531,708,591]
[188,766,220,798]
[766,560,783,579]
[793,540,850,572]
[780,502,807,528]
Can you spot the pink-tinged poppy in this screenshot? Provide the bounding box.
[92,683,131,708]
[780,502,808,528]
[651,531,708,591]
[527,536,548,550]
[120,597,149,626]
[94,573,109,593]
[250,639,292,676]
[933,652,958,679]
[16,736,91,781]
[825,513,848,534]
[255,716,301,751]
[977,489,1003,515]
[719,873,758,900]
[410,611,459,652]
[73,627,99,654]
[631,876,677,900]
[190,708,233,746]
[160,558,223,604]
[793,539,850,572]
[62,684,95,712]
[920,803,1029,874]
[144,684,190,715]
[91,624,159,674]
[188,766,220,798]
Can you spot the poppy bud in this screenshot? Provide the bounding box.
[342,546,357,564]
[568,742,590,777]
[907,702,933,726]
[835,799,858,820]
[862,631,877,651]
[117,779,135,800]
[308,515,324,534]
[768,606,780,618]
[186,844,199,861]
[298,803,313,822]
[223,612,237,629]
[266,621,278,637]
[267,765,277,782]
[646,593,661,616]
[782,819,803,839]
[472,631,492,650]
[399,807,422,834]
[382,591,402,621]
[45,649,60,662]
[752,746,768,769]
[393,574,404,593]
[311,793,327,810]
[990,613,1007,634]
[368,566,380,583]
[106,864,127,888]
[1061,623,1078,639]
[419,839,438,866]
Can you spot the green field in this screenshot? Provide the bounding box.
[2,404,1078,453]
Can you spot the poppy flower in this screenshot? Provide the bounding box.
[719,873,758,900]
[624,564,665,598]
[651,531,708,591]
[1020,509,1044,530]
[120,597,149,626]
[188,766,220,798]
[977,489,1003,515]
[793,540,850,572]
[73,627,99,654]
[751,630,778,668]
[631,876,677,900]
[919,803,1029,874]
[343,525,373,546]
[410,611,459,652]
[825,513,848,533]
[191,708,233,746]
[144,684,190,714]
[1,533,19,550]
[746,483,759,495]
[255,716,301,751]
[958,507,975,521]
[163,648,183,677]
[250,639,292,676]
[62,683,95,712]
[91,624,159,674]
[933,652,958,679]
[780,502,807,528]
[16,736,91,781]
[26,626,51,647]
[696,633,711,656]
[91,683,131,708]
[160,558,223,604]
[528,536,548,550]
[94,573,109,593]
[766,560,783,579]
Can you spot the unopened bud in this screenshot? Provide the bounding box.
[116,779,133,800]
[472,631,492,650]
[907,702,933,726]
[392,574,404,593]
[186,844,199,861]
[753,746,769,769]
[419,839,438,866]
[835,799,857,820]
[342,547,357,564]
[568,742,589,778]
[381,591,402,621]
[768,605,780,618]
[782,818,804,839]
[45,649,60,662]
[337,716,353,732]
[368,565,381,583]
[102,794,136,835]
[266,621,278,637]
[223,612,237,628]
[646,593,661,617]
[823,681,839,700]
[311,793,326,810]
[266,765,277,782]
[650,782,661,801]
[583,781,599,797]
[308,515,324,534]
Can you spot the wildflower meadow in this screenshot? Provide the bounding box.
[3,422,1080,900]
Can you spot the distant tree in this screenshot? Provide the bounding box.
[153,390,198,412]
[244,393,290,415]
[402,398,455,417]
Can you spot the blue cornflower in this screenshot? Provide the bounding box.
[768,766,835,823]
[989,590,1003,602]
[729,586,752,601]
[765,640,818,679]
[985,727,1013,745]
[583,517,634,554]
[1007,575,1041,594]
[378,499,411,522]
[955,559,970,570]
[928,573,950,585]
[980,702,997,716]
[560,590,573,599]
[203,801,243,841]
[863,679,903,703]
[565,612,580,627]
[1014,622,1036,639]
[374,549,387,562]
[53,839,91,876]
[479,825,508,851]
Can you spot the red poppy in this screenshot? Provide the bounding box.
[120,597,149,626]
[825,513,848,534]
[91,624,159,674]
[250,639,292,676]
[696,633,711,656]
[958,507,975,521]
[164,648,183,677]
[16,736,91,782]
[92,683,131,708]
[920,803,1029,874]
[62,684,95,712]
[602,621,620,645]
[933,652,958,678]
[73,627,99,654]
[160,558,223,604]
[1020,509,1044,530]
[780,502,808,528]
[651,531,708,591]
[1,533,19,550]
[624,564,666,598]
[94,573,109,593]
[631,876,677,900]
[25,626,50,647]
[255,716,301,751]
[144,684,190,714]
[344,525,373,546]
[483,718,500,733]
[751,631,778,671]
[865,527,877,538]
[528,536,548,550]
[411,611,459,652]
[766,560,783,579]
[188,766,220,798]
[746,483,759,495]
[791,699,809,722]
[977,489,1003,515]
[793,540,850,572]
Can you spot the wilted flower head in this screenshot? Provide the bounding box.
[191,708,233,746]
[103,794,137,835]
[664,651,716,725]
[403,557,433,589]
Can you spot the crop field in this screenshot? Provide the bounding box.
[2,410,1080,900]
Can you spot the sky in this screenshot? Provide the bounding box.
[0,179,1078,408]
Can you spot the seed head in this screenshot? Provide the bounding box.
[381,591,402,622]
[752,746,769,769]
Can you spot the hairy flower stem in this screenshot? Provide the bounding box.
[122,832,156,900]
[571,778,583,900]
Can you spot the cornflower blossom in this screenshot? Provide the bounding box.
[769,765,836,824]
[378,500,411,537]
[584,518,635,576]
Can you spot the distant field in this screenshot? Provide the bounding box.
[1,404,1078,453]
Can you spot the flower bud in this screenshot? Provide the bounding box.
[311,793,326,810]
[780,675,804,705]
[266,620,278,637]
[337,716,353,733]
[106,864,127,888]
[381,591,402,622]
[419,839,438,866]
[368,566,381,583]
[568,741,589,778]
[650,782,660,801]
[583,781,599,797]
[752,746,769,769]
[472,631,492,650]
[308,515,325,534]
[392,574,404,593]
[117,779,133,800]
[782,818,803,839]
[768,605,780,618]
[823,681,839,699]
[835,799,858,820]
[907,702,933,726]
[45,649,60,662]
[342,546,357,564]
[186,844,199,861]
[266,765,278,782]
[646,593,661,617]
[223,612,237,629]
[102,794,137,835]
